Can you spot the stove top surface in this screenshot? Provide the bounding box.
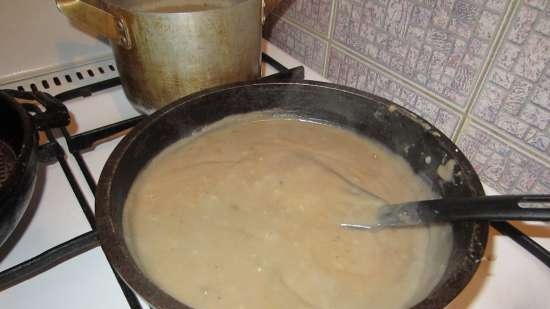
[0,42,548,309]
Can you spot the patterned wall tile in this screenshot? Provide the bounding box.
[272,0,334,36]
[263,17,328,73]
[472,1,550,159]
[457,123,550,194]
[326,47,461,137]
[331,0,510,108]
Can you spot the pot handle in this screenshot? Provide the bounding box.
[56,0,132,49]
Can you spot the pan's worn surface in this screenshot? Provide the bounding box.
[96,81,488,309]
[56,0,282,113]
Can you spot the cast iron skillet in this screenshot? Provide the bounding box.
[0,91,69,249]
[96,81,488,309]
[0,92,37,248]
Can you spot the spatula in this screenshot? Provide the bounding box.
[341,195,550,230]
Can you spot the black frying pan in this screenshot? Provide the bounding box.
[96,80,488,309]
[0,91,68,249]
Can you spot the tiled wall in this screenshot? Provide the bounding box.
[264,0,550,194]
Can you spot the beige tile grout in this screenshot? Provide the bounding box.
[322,0,338,77]
[455,0,550,165]
[321,0,464,140]
[470,113,550,165]
[276,16,331,76]
[326,42,464,140]
[331,42,462,108]
[331,40,462,106]
[328,43,465,137]
[274,1,466,118]
[272,0,549,165]
[467,117,550,167]
[268,5,341,76]
[454,0,520,143]
[272,2,459,138]
[273,7,332,39]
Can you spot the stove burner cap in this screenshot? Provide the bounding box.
[0,140,16,188]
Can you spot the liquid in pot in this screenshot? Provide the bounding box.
[123,116,452,309]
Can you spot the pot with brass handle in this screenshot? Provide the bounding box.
[56,0,282,114]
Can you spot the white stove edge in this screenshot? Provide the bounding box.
[0,41,548,309]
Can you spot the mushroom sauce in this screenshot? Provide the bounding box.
[123,115,452,309]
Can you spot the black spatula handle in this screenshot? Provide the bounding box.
[420,195,550,222]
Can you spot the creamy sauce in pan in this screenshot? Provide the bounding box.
[123,116,452,309]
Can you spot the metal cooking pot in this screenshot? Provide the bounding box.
[0,91,69,249]
[56,0,282,114]
[96,81,488,309]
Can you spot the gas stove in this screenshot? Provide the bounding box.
[0,1,549,309]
